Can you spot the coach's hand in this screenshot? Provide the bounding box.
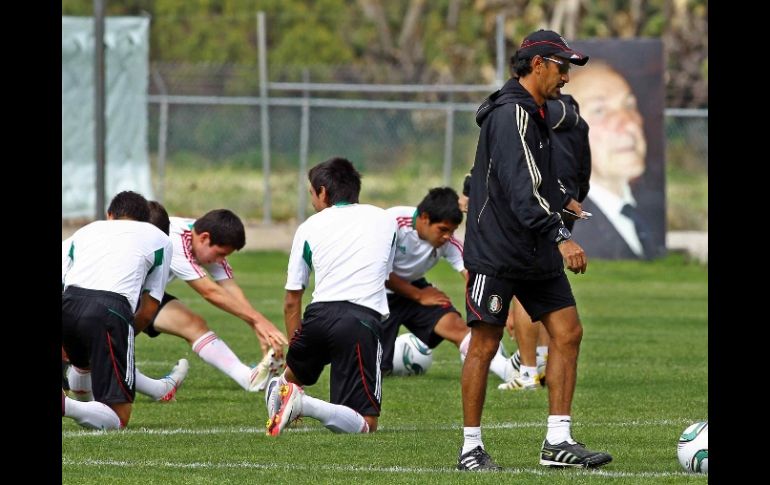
[558,239,588,274]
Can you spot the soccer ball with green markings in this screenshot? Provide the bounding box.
[392,333,433,376]
[677,421,708,473]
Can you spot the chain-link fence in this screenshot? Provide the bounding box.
[147,64,708,230]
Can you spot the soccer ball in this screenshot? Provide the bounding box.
[677,421,708,473]
[392,333,433,376]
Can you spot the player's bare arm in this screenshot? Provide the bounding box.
[134,293,161,333]
[386,273,451,307]
[187,276,288,353]
[283,289,304,338]
[217,278,287,355]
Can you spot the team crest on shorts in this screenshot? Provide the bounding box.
[487,295,503,314]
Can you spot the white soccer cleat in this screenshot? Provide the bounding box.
[266,382,303,436]
[510,350,547,387]
[265,376,282,417]
[157,358,190,402]
[497,371,540,391]
[249,348,285,392]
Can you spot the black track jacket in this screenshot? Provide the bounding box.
[464,77,568,280]
[548,94,591,207]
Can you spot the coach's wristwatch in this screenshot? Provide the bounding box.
[555,226,572,245]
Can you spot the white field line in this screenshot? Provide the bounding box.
[61,457,695,479]
[136,357,686,368]
[134,359,464,365]
[62,418,692,438]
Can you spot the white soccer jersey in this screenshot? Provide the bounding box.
[62,220,173,312]
[386,206,464,287]
[286,203,397,318]
[62,236,73,284]
[168,217,234,282]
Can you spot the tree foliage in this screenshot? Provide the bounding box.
[62,0,707,107]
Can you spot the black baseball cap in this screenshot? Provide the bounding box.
[517,29,588,65]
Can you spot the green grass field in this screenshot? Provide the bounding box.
[62,252,708,484]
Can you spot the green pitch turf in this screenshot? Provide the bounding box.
[62,252,708,484]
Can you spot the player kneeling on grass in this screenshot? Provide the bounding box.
[62,191,172,429]
[380,187,516,383]
[64,201,190,404]
[265,157,397,435]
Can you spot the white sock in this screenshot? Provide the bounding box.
[302,394,368,433]
[192,331,252,390]
[458,332,471,362]
[462,426,484,454]
[546,415,574,444]
[520,365,538,381]
[489,351,515,381]
[66,366,94,401]
[135,368,169,400]
[64,396,122,430]
[536,346,549,367]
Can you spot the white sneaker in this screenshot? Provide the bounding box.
[497,371,540,391]
[266,383,303,436]
[157,359,190,402]
[511,351,547,387]
[265,376,282,417]
[502,360,519,383]
[511,350,522,373]
[249,349,285,392]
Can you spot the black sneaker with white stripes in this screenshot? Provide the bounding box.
[456,446,502,471]
[539,440,612,468]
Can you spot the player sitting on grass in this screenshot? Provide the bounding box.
[380,187,515,383]
[140,207,288,392]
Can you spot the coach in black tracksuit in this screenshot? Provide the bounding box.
[461,92,591,233]
[464,83,573,281]
[456,29,612,471]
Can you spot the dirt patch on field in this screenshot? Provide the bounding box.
[62,220,299,252]
[62,220,705,262]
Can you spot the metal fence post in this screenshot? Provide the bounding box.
[151,66,168,203]
[257,11,272,225]
[94,0,106,219]
[297,69,310,223]
[443,104,454,187]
